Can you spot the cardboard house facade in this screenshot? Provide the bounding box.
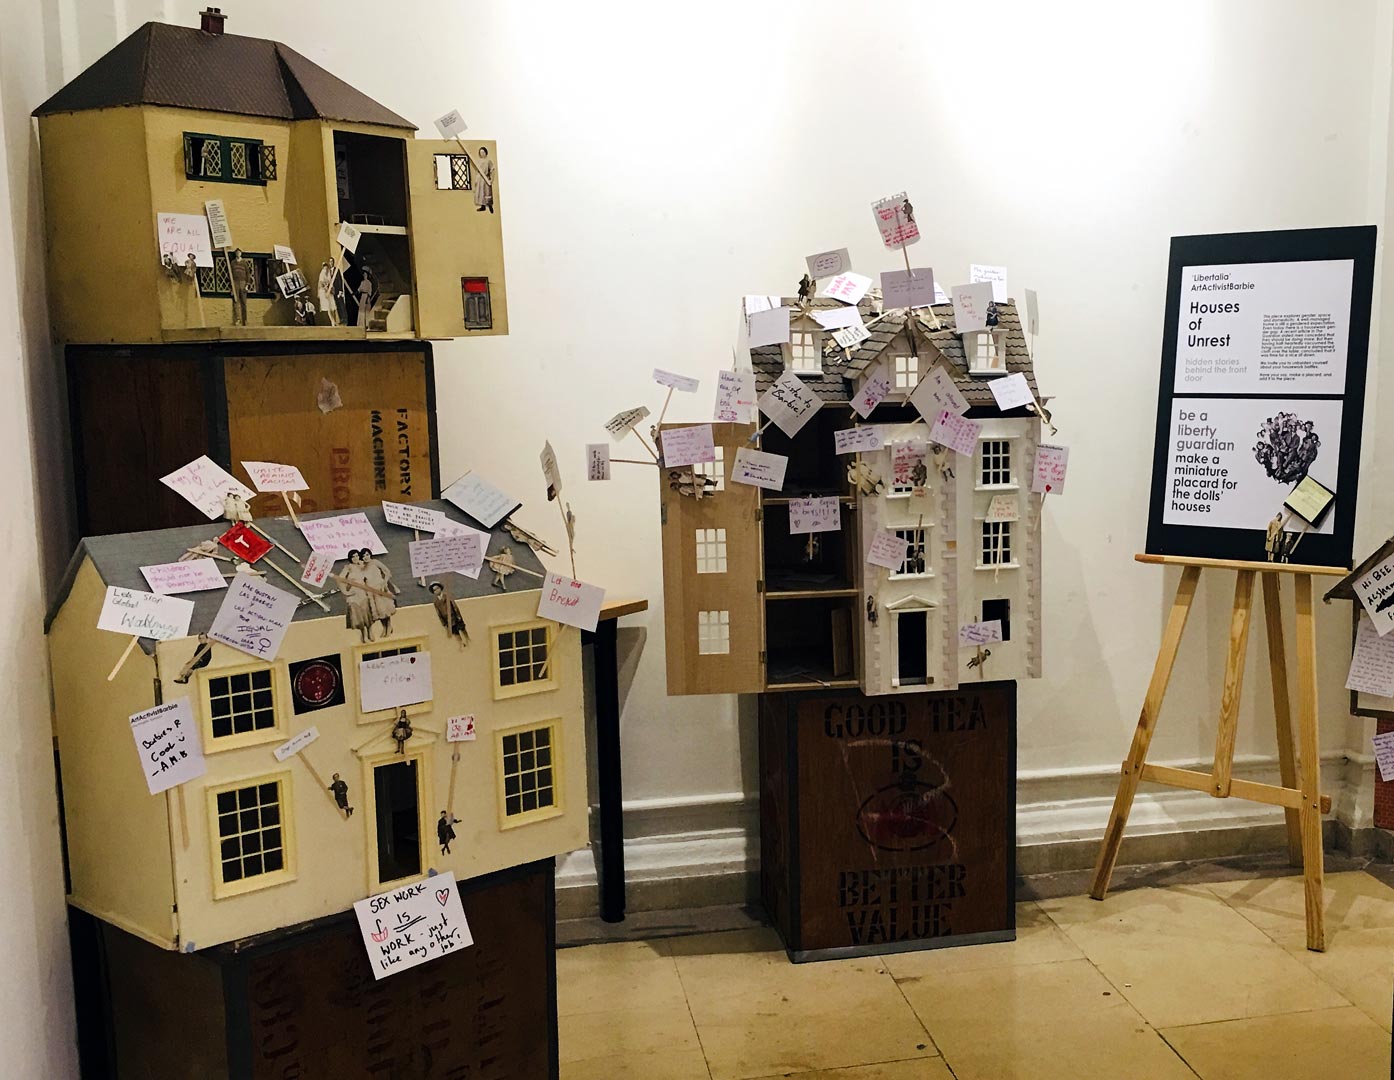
[34,9,506,344]
[659,297,1043,697]
[47,502,584,951]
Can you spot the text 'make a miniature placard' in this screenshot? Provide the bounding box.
[354,872,473,981]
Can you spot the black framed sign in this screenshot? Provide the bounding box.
[1145,226,1376,569]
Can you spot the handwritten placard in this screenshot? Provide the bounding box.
[866,530,910,571]
[273,726,320,762]
[382,501,444,532]
[241,460,308,492]
[1373,730,1394,782]
[850,364,891,419]
[970,263,1009,303]
[140,559,226,595]
[208,576,298,660]
[817,272,873,305]
[959,620,1004,647]
[806,248,851,278]
[1352,555,1394,637]
[446,715,477,742]
[893,442,926,489]
[204,199,232,249]
[354,872,473,981]
[99,587,194,641]
[434,108,468,138]
[759,370,824,438]
[302,550,335,587]
[298,513,387,560]
[834,426,883,455]
[910,364,969,419]
[881,268,936,310]
[161,455,255,520]
[986,494,1020,522]
[359,652,433,712]
[789,497,841,535]
[989,372,1035,412]
[714,369,757,423]
[661,424,716,468]
[156,212,213,268]
[1024,288,1040,335]
[744,295,778,316]
[336,221,361,253]
[539,441,563,500]
[430,519,490,579]
[586,443,611,480]
[951,282,994,333]
[811,306,863,331]
[872,192,920,248]
[731,448,788,490]
[537,573,605,632]
[653,368,700,393]
[832,322,871,349]
[747,306,791,348]
[409,534,482,579]
[129,698,205,795]
[1346,616,1394,697]
[1032,444,1069,495]
[441,471,520,529]
[604,406,651,440]
[929,410,982,457]
[273,244,297,265]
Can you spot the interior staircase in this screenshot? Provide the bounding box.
[354,242,411,333]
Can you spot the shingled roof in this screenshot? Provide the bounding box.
[33,20,415,129]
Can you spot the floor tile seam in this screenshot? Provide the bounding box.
[886,954,1088,983]
[885,958,945,1061]
[1153,1002,1373,1033]
[669,943,718,1080]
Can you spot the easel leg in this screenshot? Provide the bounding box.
[1211,570,1256,797]
[1091,564,1201,900]
[1293,573,1325,951]
[1261,573,1303,865]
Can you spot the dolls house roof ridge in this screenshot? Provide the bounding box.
[32,20,416,130]
[1324,535,1394,602]
[47,500,544,649]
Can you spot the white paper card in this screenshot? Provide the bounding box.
[204,199,232,249]
[157,212,213,268]
[866,531,910,571]
[817,272,873,305]
[811,306,863,331]
[759,370,824,437]
[910,365,970,419]
[872,192,920,248]
[540,441,563,499]
[1352,556,1394,637]
[929,410,982,457]
[986,494,1019,522]
[989,372,1035,411]
[731,448,787,490]
[604,406,650,440]
[273,244,297,265]
[849,365,891,419]
[537,573,605,632]
[743,295,778,316]
[653,368,701,393]
[129,698,205,795]
[302,550,335,587]
[951,282,994,333]
[881,268,936,310]
[714,369,757,423]
[441,472,519,529]
[434,108,468,138]
[789,497,841,534]
[747,307,791,348]
[382,501,444,532]
[208,576,298,660]
[273,726,320,762]
[1346,616,1394,697]
[970,264,1009,303]
[140,559,227,595]
[1373,730,1394,781]
[834,426,883,455]
[832,322,871,349]
[586,443,611,480]
[99,587,194,641]
[959,620,1004,646]
[1024,288,1040,335]
[241,460,308,492]
[336,221,361,253]
[354,871,472,981]
[161,455,256,520]
[446,715,477,742]
[429,519,490,576]
[806,248,851,279]
[298,513,387,560]
[661,424,716,467]
[359,652,433,712]
[1032,445,1069,495]
[409,534,482,578]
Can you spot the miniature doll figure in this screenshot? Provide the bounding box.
[229,249,252,325]
[328,773,354,817]
[967,648,992,670]
[438,810,460,854]
[804,533,820,563]
[292,295,317,326]
[360,549,399,637]
[429,581,469,646]
[356,265,377,328]
[317,260,341,326]
[932,445,954,482]
[222,490,253,523]
[340,549,374,642]
[910,458,929,489]
[473,146,495,213]
[866,598,878,625]
[900,197,915,224]
[504,521,559,557]
[491,546,517,590]
[1265,512,1285,562]
[180,539,220,561]
[391,710,414,754]
[797,273,814,303]
[161,252,180,279]
[985,301,1000,328]
[183,252,199,280]
[174,634,213,684]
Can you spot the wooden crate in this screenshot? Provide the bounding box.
[70,860,557,1079]
[66,342,439,535]
[760,683,1017,961]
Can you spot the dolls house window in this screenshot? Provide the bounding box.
[199,664,283,750]
[982,598,1012,641]
[967,329,1007,374]
[209,774,294,898]
[497,721,563,828]
[433,154,473,190]
[462,278,493,330]
[196,253,277,299]
[696,528,728,573]
[786,329,822,374]
[891,527,931,578]
[694,447,725,492]
[980,440,1013,486]
[893,354,920,390]
[492,620,557,699]
[980,520,1013,566]
[698,610,731,655]
[182,132,272,186]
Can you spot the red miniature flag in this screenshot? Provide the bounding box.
[218,522,273,563]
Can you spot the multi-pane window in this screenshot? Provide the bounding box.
[196,253,277,299]
[207,668,277,739]
[891,528,929,577]
[501,725,557,819]
[462,277,493,330]
[214,779,286,887]
[698,610,730,655]
[495,623,553,695]
[981,439,1012,486]
[696,528,728,574]
[694,446,725,492]
[789,329,821,374]
[433,153,473,190]
[363,644,419,664]
[893,355,918,390]
[981,520,1013,566]
[183,132,275,185]
[970,331,1004,372]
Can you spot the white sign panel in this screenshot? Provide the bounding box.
[881,268,936,309]
[408,534,482,578]
[434,108,468,138]
[833,426,883,455]
[604,406,650,440]
[446,715,477,742]
[1346,615,1394,698]
[959,620,1004,646]
[208,577,298,660]
[1353,556,1394,637]
[537,573,605,632]
[653,368,701,393]
[273,726,321,762]
[866,530,910,571]
[929,410,982,457]
[241,461,308,493]
[441,472,520,529]
[1032,444,1069,495]
[359,653,434,713]
[788,496,841,535]
[661,424,716,468]
[382,501,444,532]
[850,365,891,419]
[156,212,213,268]
[747,306,791,348]
[161,455,255,520]
[806,248,851,279]
[140,559,227,595]
[950,282,994,333]
[872,192,919,248]
[989,372,1035,412]
[759,370,824,437]
[970,263,1009,303]
[730,448,787,490]
[129,698,206,795]
[910,365,969,420]
[586,443,611,480]
[817,272,873,306]
[298,513,389,560]
[354,872,473,980]
[98,587,194,641]
[204,199,232,249]
[302,550,335,587]
[714,369,757,423]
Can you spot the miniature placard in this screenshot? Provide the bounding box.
[832,322,871,349]
[204,199,232,249]
[441,471,520,529]
[892,441,926,489]
[833,426,883,455]
[430,520,490,580]
[540,441,563,500]
[537,573,605,632]
[959,620,1004,646]
[446,715,477,742]
[759,370,824,438]
[1373,730,1394,781]
[811,306,863,331]
[382,501,444,532]
[302,550,335,587]
[275,269,308,298]
[849,364,891,419]
[989,372,1035,412]
[1284,476,1336,527]
[1346,616,1394,697]
[409,534,482,579]
[336,221,361,253]
[950,282,994,333]
[99,586,194,641]
[743,295,778,316]
[747,306,791,348]
[241,461,308,492]
[661,424,716,467]
[604,406,650,440]
[789,497,841,534]
[1352,555,1394,637]
[434,108,468,138]
[910,364,969,419]
[157,212,213,268]
[1032,444,1069,495]
[129,698,206,795]
[730,448,788,490]
[161,455,255,520]
[354,871,472,981]
[273,726,320,762]
[653,368,701,393]
[806,248,852,279]
[1024,288,1040,335]
[586,443,611,480]
[273,244,297,265]
[986,494,1020,522]
[296,514,387,560]
[714,369,757,423]
[929,410,982,457]
[140,559,227,595]
[881,268,936,310]
[360,653,434,712]
[970,264,1009,303]
[209,576,298,660]
[872,192,920,248]
[218,522,272,564]
[817,272,873,306]
[866,530,910,571]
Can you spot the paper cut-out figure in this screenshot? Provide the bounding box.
[356,266,377,328]
[668,469,717,500]
[473,146,495,213]
[292,295,316,325]
[222,490,253,523]
[910,459,929,489]
[438,810,460,854]
[985,301,1000,328]
[901,198,915,224]
[328,773,354,817]
[317,260,342,326]
[183,252,199,280]
[798,273,814,303]
[847,460,885,496]
[174,634,213,684]
[391,710,413,754]
[967,648,991,670]
[932,445,954,482]
[180,539,220,561]
[1265,512,1285,562]
[229,249,252,325]
[361,549,399,637]
[161,253,180,279]
[429,581,470,645]
[866,598,878,625]
[491,547,517,590]
[340,549,374,642]
[504,521,558,557]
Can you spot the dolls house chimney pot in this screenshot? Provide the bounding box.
[199,8,226,35]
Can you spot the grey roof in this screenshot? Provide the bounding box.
[49,500,545,651]
[33,21,416,129]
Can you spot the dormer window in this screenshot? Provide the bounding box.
[965,329,1009,375]
[785,326,823,375]
[892,354,920,391]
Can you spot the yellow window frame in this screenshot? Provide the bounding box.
[494,717,564,830]
[196,659,286,752]
[206,770,297,900]
[490,619,558,701]
[353,636,432,724]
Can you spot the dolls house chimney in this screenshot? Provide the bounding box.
[199,8,226,35]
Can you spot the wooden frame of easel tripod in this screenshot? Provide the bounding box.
[1090,553,1345,952]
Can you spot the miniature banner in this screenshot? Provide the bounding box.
[275,269,307,298]
[441,471,520,529]
[382,501,444,532]
[1284,475,1336,527]
[1373,730,1394,782]
[537,573,605,632]
[806,248,851,279]
[204,199,232,249]
[789,497,841,534]
[817,272,873,306]
[986,494,1020,522]
[833,426,883,455]
[360,652,433,713]
[161,455,256,520]
[989,372,1035,412]
[129,698,206,795]
[1352,555,1394,637]
[1032,445,1069,495]
[408,534,482,578]
[970,264,1009,303]
[540,441,563,500]
[446,715,477,742]
[586,443,611,480]
[881,268,936,310]
[892,442,926,489]
[731,447,787,490]
[354,871,473,981]
[273,726,321,762]
[929,409,982,457]
[273,244,297,265]
[950,282,994,333]
[219,522,272,563]
[604,406,650,440]
[653,368,700,393]
[959,620,1004,646]
[661,424,716,468]
[811,306,863,331]
[336,221,362,253]
[872,192,919,248]
[99,586,194,641]
[759,370,824,438]
[157,212,213,268]
[714,369,757,423]
[298,513,387,560]
[1346,615,1394,697]
[832,322,871,349]
[747,306,790,348]
[850,364,891,419]
[1024,288,1040,335]
[910,364,970,420]
[241,461,308,493]
[302,550,335,587]
[209,576,298,661]
[866,530,910,571]
[140,559,227,595]
[434,108,468,138]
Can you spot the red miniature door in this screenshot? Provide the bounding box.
[404,139,508,338]
[659,423,765,695]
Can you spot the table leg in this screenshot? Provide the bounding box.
[591,618,626,922]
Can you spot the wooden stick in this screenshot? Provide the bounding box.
[1261,572,1304,866]
[656,386,675,430]
[280,490,301,529]
[1293,573,1326,951]
[250,523,302,564]
[177,788,190,849]
[192,270,206,327]
[294,752,342,811]
[415,529,425,587]
[263,556,330,611]
[1211,570,1256,797]
[630,428,661,463]
[447,746,461,818]
[613,457,660,466]
[485,553,546,579]
[187,546,234,563]
[558,499,577,580]
[329,572,394,600]
[108,636,140,682]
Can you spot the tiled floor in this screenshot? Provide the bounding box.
[557,870,1394,1079]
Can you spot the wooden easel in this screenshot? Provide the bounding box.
[1090,553,1344,951]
